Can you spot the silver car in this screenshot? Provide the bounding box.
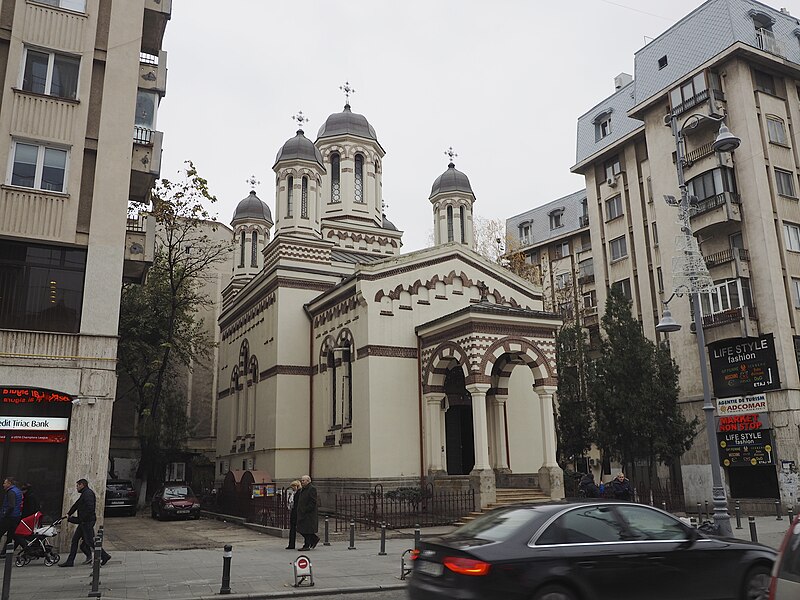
[770,514,800,599]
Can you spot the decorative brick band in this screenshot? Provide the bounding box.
[356,345,418,360]
[259,365,315,381]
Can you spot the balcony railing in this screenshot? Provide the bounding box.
[139,52,159,65]
[578,274,595,285]
[692,191,740,216]
[685,141,715,166]
[134,126,154,145]
[756,28,783,57]
[579,214,589,227]
[692,305,758,331]
[703,247,750,267]
[126,215,147,232]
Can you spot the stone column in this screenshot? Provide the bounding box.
[491,395,510,472]
[424,394,445,474]
[466,383,495,508]
[535,385,564,500]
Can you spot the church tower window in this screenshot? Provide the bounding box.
[330,153,341,203]
[459,206,466,243]
[301,176,309,218]
[250,231,258,267]
[354,154,364,203]
[447,206,454,242]
[287,175,294,217]
[239,230,245,267]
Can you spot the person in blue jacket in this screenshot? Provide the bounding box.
[0,477,23,556]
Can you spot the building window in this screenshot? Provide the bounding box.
[301,176,309,218]
[609,235,627,261]
[10,142,67,192]
[330,153,341,203]
[37,0,86,11]
[658,55,668,69]
[730,231,743,249]
[549,210,564,230]
[767,116,788,145]
[652,222,659,246]
[784,222,800,251]
[792,278,800,308]
[135,90,158,130]
[459,206,466,243]
[700,278,751,316]
[328,353,338,428]
[687,167,737,201]
[595,116,612,141]
[657,267,664,293]
[519,223,531,245]
[612,278,632,300]
[754,70,776,95]
[555,272,571,290]
[605,194,623,221]
[354,154,364,203]
[776,168,796,197]
[21,48,79,100]
[250,231,258,267]
[558,241,570,258]
[239,231,245,267]
[286,175,293,217]
[583,290,597,309]
[669,72,707,111]
[604,156,621,181]
[579,258,593,280]
[447,205,454,242]
[0,239,87,333]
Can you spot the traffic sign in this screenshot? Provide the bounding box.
[293,554,314,587]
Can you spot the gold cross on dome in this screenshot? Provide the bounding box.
[292,111,309,130]
[246,175,260,189]
[340,81,356,104]
[444,147,458,163]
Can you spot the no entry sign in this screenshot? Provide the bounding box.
[293,554,314,588]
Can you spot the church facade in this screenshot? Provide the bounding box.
[215,102,563,508]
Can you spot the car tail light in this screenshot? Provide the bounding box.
[410,549,420,561]
[443,556,491,576]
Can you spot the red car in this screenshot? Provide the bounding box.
[150,485,201,520]
[769,514,800,599]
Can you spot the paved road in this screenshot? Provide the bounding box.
[327,592,407,600]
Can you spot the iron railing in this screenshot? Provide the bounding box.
[684,141,715,165]
[249,488,292,529]
[139,52,159,65]
[579,214,589,227]
[692,191,741,216]
[756,28,783,57]
[133,126,154,145]
[334,484,475,531]
[703,247,750,267]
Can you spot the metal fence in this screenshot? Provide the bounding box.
[248,487,291,529]
[334,484,475,531]
[634,479,686,513]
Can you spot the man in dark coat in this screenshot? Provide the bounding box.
[578,472,600,498]
[609,472,633,501]
[0,477,23,556]
[59,479,111,567]
[295,475,319,550]
[20,483,40,517]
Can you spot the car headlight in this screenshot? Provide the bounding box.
[192,503,200,509]
[164,504,175,510]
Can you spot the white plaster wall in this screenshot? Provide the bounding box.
[506,366,543,473]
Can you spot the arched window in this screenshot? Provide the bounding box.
[447,206,454,242]
[328,352,337,427]
[286,175,293,217]
[239,230,245,267]
[301,176,308,218]
[250,231,258,267]
[354,154,364,203]
[330,153,341,203]
[375,160,381,208]
[459,206,466,243]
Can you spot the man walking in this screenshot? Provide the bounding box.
[0,477,22,556]
[295,475,319,550]
[59,479,111,567]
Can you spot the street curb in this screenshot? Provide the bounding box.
[90,582,408,600]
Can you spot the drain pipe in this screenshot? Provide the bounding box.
[303,304,315,478]
[417,335,425,490]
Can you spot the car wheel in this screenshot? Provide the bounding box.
[741,565,771,600]
[534,585,578,600]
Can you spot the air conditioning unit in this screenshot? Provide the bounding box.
[607,177,618,188]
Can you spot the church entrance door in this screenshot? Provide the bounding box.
[443,367,474,475]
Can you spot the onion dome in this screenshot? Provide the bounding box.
[232,191,273,226]
[317,104,378,142]
[274,129,324,168]
[382,214,398,231]
[430,162,475,199]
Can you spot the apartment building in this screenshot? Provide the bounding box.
[0,0,169,519]
[569,0,800,506]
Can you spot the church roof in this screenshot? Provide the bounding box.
[317,104,378,142]
[382,214,399,231]
[430,162,474,198]
[232,191,273,225]
[331,249,389,265]
[274,129,324,168]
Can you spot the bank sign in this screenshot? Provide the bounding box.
[708,334,781,398]
[0,416,69,431]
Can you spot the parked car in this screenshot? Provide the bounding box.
[408,501,775,600]
[769,514,800,599]
[104,480,137,517]
[150,484,201,520]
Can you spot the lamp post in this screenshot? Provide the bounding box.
[656,111,741,537]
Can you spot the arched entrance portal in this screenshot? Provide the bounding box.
[443,366,474,475]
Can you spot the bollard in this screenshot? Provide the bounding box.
[735,501,742,530]
[378,522,387,556]
[1,542,13,600]
[689,516,698,528]
[400,549,414,580]
[704,500,710,522]
[348,520,356,550]
[788,506,794,525]
[414,523,420,549]
[219,544,232,595]
[748,516,758,543]
[697,502,702,522]
[88,533,102,598]
[661,502,667,513]
[323,516,331,546]
[775,500,783,521]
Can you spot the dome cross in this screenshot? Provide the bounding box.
[246,175,260,190]
[292,111,309,131]
[444,146,458,166]
[340,81,356,106]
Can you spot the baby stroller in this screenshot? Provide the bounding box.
[14,514,61,567]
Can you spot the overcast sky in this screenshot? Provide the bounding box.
[159,0,719,251]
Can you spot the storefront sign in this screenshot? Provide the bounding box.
[718,429,774,467]
[717,394,768,415]
[716,413,770,432]
[9,432,67,443]
[1,388,72,405]
[252,483,276,498]
[708,335,781,398]
[0,416,68,431]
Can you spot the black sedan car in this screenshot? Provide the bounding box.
[408,501,775,600]
[104,479,138,516]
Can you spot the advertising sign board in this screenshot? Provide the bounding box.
[716,412,770,432]
[716,394,767,415]
[708,335,780,398]
[717,429,774,467]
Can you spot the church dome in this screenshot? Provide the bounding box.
[382,214,399,231]
[274,129,323,168]
[317,104,378,142]
[429,162,474,199]
[232,191,273,226]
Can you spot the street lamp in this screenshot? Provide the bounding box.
[656,111,741,537]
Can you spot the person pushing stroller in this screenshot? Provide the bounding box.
[59,479,110,567]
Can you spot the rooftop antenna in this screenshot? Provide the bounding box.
[340,81,356,107]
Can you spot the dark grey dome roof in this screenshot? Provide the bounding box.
[382,214,398,231]
[429,162,474,198]
[274,129,323,168]
[317,104,378,142]
[232,191,273,225]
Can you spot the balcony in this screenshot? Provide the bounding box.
[670,88,725,118]
[690,192,741,234]
[142,0,172,55]
[703,247,750,278]
[123,213,156,284]
[578,273,595,286]
[130,126,163,202]
[139,51,167,96]
[579,214,589,227]
[755,28,783,57]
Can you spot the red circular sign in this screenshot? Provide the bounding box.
[297,557,308,569]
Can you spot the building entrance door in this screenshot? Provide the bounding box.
[443,367,474,475]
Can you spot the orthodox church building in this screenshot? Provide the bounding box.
[216,99,563,508]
